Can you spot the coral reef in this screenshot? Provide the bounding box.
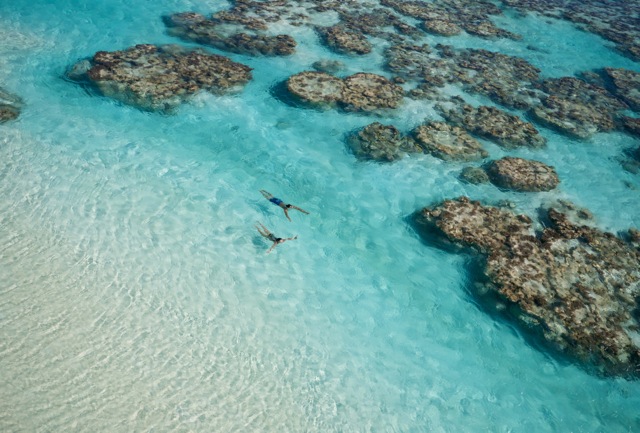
[316,25,372,55]
[602,68,640,112]
[341,73,405,112]
[416,197,640,377]
[67,44,252,112]
[164,11,296,56]
[0,87,22,123]
[286,71,344,108]
[381,0,520,40]
[501,0,640,61]
[437,103,546,149]
[347,122,421,161]
[486,156,559,192]
[530,77,625,138]
[459,166,490,184]
[412,121,488,161]
[286,71,404,113]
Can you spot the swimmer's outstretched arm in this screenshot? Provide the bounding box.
[266,235,297,254]
[283,208,292,222]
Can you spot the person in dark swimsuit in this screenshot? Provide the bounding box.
[260,189,309,222]
[255,222,297,254]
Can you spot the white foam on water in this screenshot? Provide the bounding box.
[1,1,640,432]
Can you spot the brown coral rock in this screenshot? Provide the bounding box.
[0,105,20,123]
[340,73,404,112]
[603,67,640,112]
[69,44,252,112]
[317,25,372,55]
[486,157,559,192]
[0,87,23,123]
[164,12,296,56]
[438,103,546,149]
[423,19,461,36]
[413,121,488,161]
[286,71,345,108]
[347,122,420,162]
[417,197,640,377]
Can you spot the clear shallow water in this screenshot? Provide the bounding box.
[1,0,639,432]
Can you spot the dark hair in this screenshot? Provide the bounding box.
[285,204,292,209]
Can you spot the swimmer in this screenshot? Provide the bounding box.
[260,189,309,222]
[255,222,298,254]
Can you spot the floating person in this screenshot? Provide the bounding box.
[255,222,298,254]
[259,189,309,222]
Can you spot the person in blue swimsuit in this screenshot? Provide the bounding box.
[260,189,309,222]
[255,222,297,254]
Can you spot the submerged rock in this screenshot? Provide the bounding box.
[412,121,488,161]
[0,87,23,123]
[286,71,345,108]
[384,44,542,109]
[341,73,404,112]
[459,166,490,184]
[620,116,640,138]
[316,25,372,55]
[531,96,612,139]
[602,67,640,112]
[621,146,640,174]
[381,0,520,40]
[347,122,421,162]
[423,19,462,36]
[416,197,640,377]
[0,105,20,123]
[530,77,624,138]
[384,44,434,79]
[502,0,640,62]
[68,44,252,112]
[286,71,404,113]
[486,157,559,192]
[164,12,296,56]
[311,59,345,74]
[437,103,546,149]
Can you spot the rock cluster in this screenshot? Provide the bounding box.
[459,166,490,184]
[621,116,640,139]
[316,25,372,55]
[164,12,296,56]
[502,0,640,61]
[286,71,404,113]
[335,7,423,42]
[384,42,637,139]
[385,44,434,79]
[437,103,546,149]
[311,59,345,74]
[412,121,488,161]
[602,68,640,112]
[381,0,520,40]
[423,18,462,36]
[67,44,252,112]
[347,122,421,161]
[531,77,626,138]
[0,87,22,123]
[385,45,542,109]
[416,196,640,377]
[486,156,559,192]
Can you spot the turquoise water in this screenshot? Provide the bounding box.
[1,0,640,432]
